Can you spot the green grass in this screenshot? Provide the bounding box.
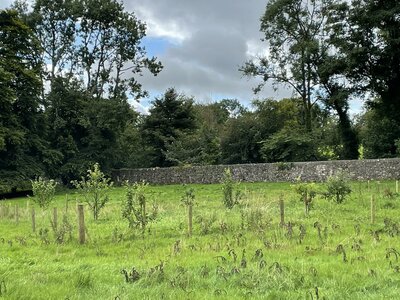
[0,180,400,299]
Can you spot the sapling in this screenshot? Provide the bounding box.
[31,177,58,210]
[292,181,317,216]
[221,168,242,209]
[181,186,195,237]
[122,181,157,236]
[72,163,113,220]
[325,171,352,203]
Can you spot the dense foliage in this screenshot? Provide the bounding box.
[1,0,400,192]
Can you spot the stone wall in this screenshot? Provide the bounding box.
[111,158,400,185]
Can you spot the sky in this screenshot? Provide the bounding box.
[124,0,292,112]
[1,0,363,114]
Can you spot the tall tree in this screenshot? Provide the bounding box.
[241,0,330,132]
[329,0,400,157]
[0,9,48,192]
[141,88,197,167]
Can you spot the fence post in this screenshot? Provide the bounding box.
[396,180,399,194]
[31,208,36,233]
[279,195,285,227]
[370,195,375,224]
[78,204,85,244]
[53,207,58,230]
[15,205,19,224]
[188,204,193,237]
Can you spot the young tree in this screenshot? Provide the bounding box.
[122,181,157,236]
[181,186,195,237]
[31,177,58,209]
[72,163,113,220]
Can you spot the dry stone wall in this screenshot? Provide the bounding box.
[112,158,400,185]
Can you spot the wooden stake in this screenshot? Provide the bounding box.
[53,207,58,230]
[15,205,19,224]
[370,195,375,224]
[65,195,69,214]
[396,180,398,194]
[188,205,193,237]
[31,208,36,233]
[78,204,85,244]
[279,195,285,226]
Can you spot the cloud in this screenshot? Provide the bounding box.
[123,0,292,105]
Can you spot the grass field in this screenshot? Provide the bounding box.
[0,180,400,299]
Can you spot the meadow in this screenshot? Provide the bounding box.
[0,180,399,299]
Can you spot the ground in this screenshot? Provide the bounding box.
[0,181,399,299]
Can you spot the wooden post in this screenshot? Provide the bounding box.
[188,205,193,237]
[78,204,85,244]
[279,195,285,226]
[65,195,69,214]
[53,207,58,230]
[396,180,399,194]
[370,195,375,224]
[15,205,19,224]
[31,208,36,233]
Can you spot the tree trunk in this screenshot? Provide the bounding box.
[334,102,358,159]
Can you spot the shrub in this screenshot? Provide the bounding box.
[72,163,113,220]
[325,171,352,204]
[292,180,317,215]
[221,168,242,209]
[31,177,58,209]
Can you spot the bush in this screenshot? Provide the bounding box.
[325,171,352,203]
[31,177,58,209]
[292,181,318,215]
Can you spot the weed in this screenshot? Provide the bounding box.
[38,228,50,245]
[121,267,140,283]
[0,280,6,296]
[51,215,73,244]
[336,244,348,263]
[196,214,217,235]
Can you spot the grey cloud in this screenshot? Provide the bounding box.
[121,0,291,104]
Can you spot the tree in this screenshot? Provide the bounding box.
[261,126,319,162]
[220,112,262,164]
[328,0,400,157]
[0,9,48,193]
[72,163,113,220]
[27,0,163,180]
[141,88,197,167]
[165,126,221,166]
[73,0,162,100]
[241,0,331,132]
[31,0,76,91]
